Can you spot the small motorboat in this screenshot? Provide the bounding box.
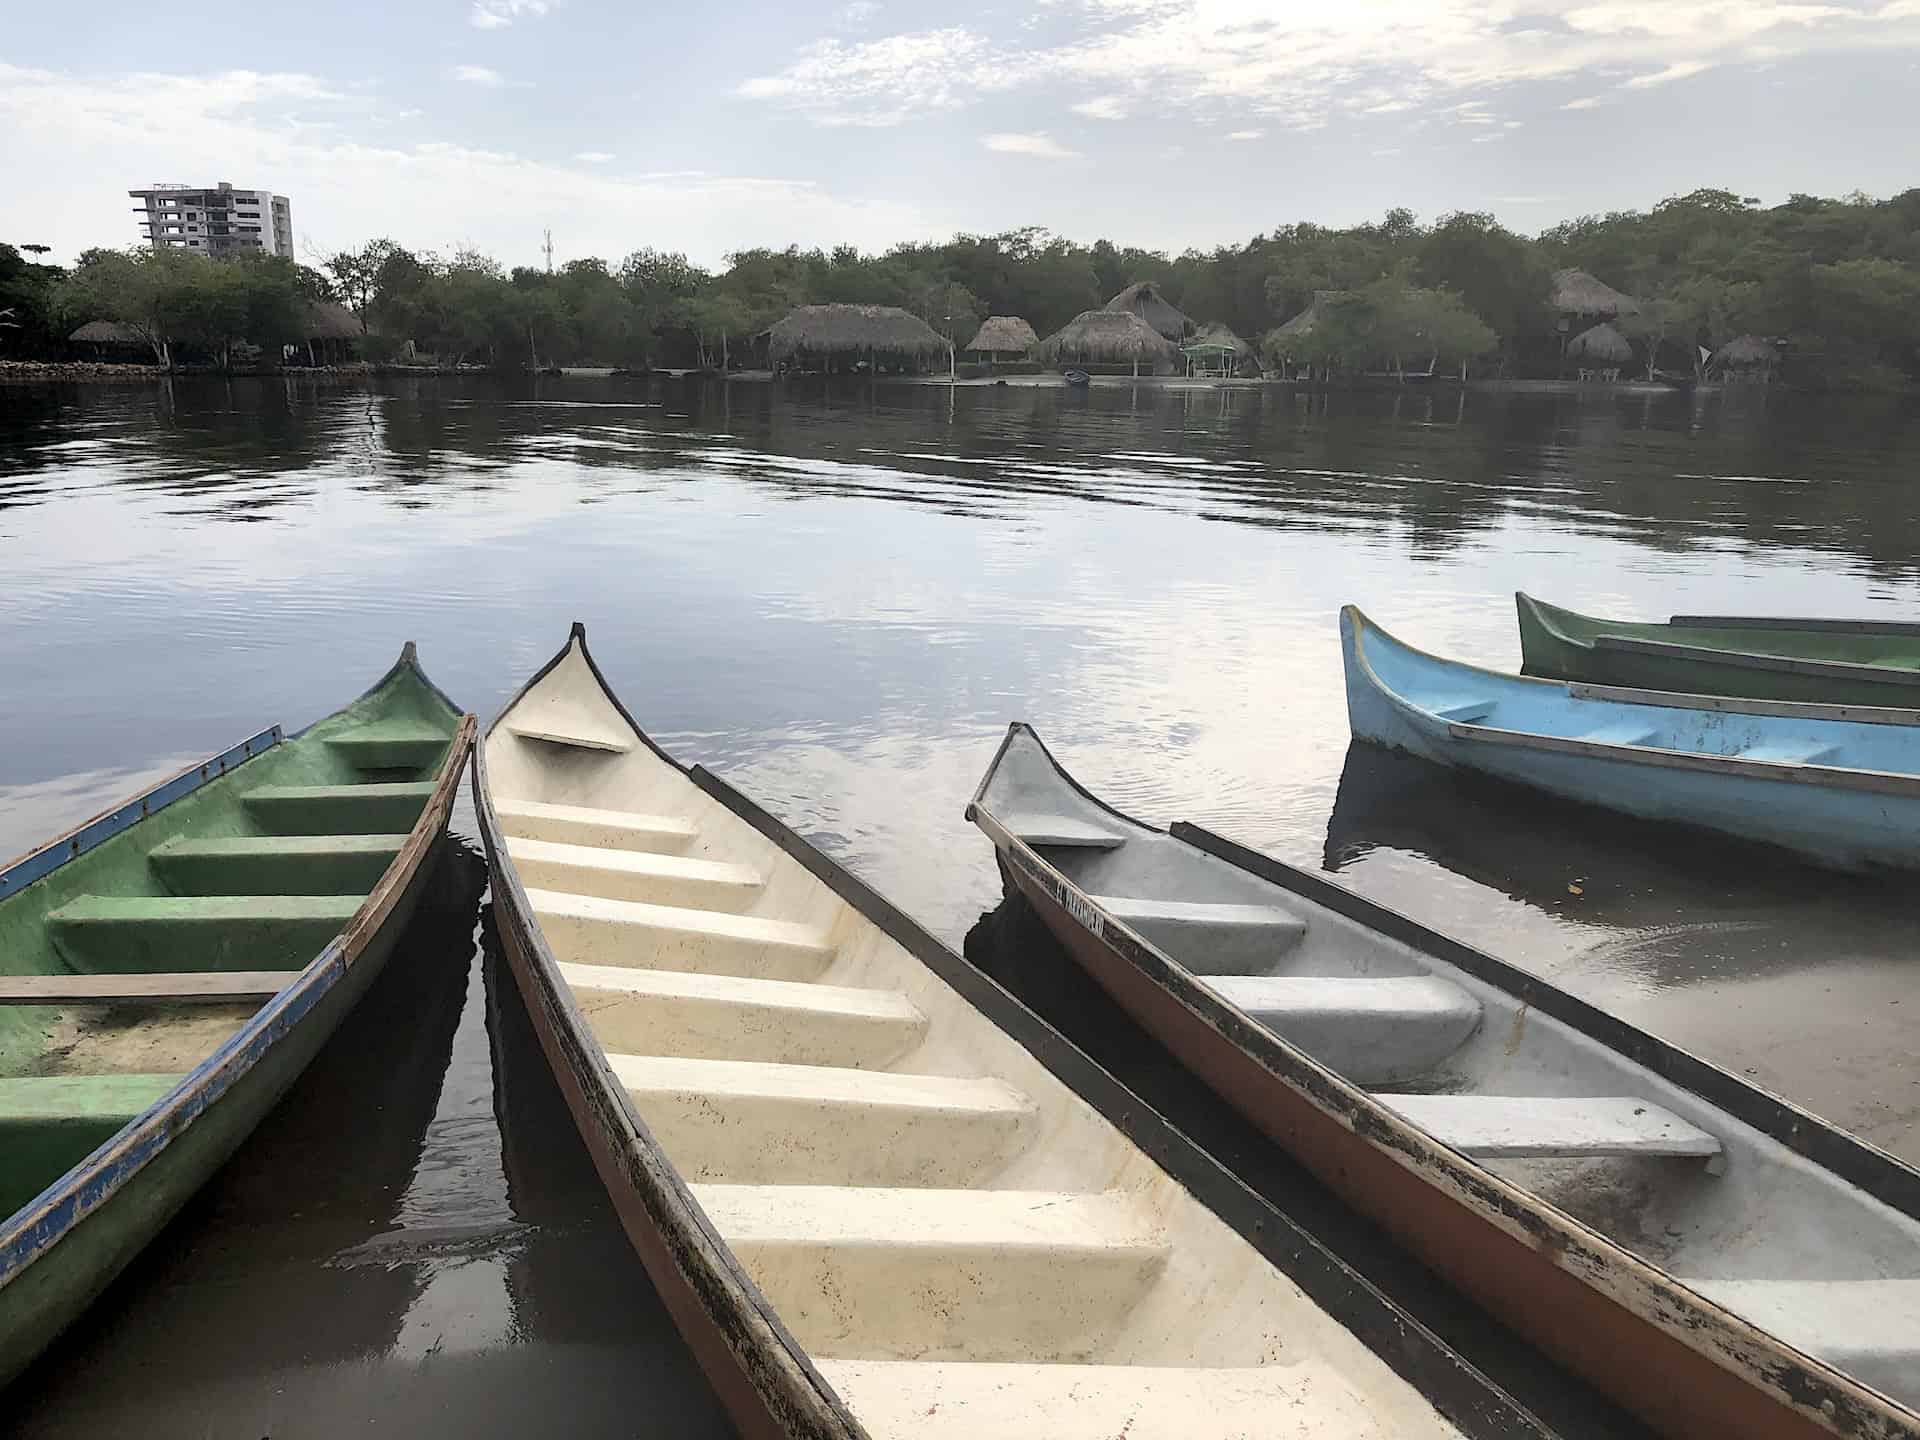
[969,722,1920,1440]
[1346,604,1920,870]
[1518,591,1920,706]
[1061,369,1091,388]
[471,624,1553,1440]
[0,645,473,1383]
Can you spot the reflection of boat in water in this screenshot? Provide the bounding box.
[972,721,1920,1439]
[10,837,484,1420]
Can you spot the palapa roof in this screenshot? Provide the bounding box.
[1550,268,1640,319]
[1566,321,1634,363]
[1103,281,1192,341]
[1184,321,1253,358]
[1037,309,1178,365]
[1270,291,1342,344]
[965,315,1039,354]
[1712,334,1777,369]
[767,303,948,360]
[69,320,145,344]
[305,300,362,339]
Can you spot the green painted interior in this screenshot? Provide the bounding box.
[0,649,459,1221]
[0,1074,181,1215]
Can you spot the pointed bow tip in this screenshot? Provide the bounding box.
[398,640,419,666]
[569,620,589,643]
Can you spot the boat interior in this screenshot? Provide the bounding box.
[483,635,1467,1440]
[973,723,1920,1407]
[1353,607,1920,772]
[0,657,458,1221]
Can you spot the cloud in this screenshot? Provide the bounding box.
[470,0,549,29]
[742,1,1920,133]
[1224,128,1265,140]
[573,150,615,163]
[0,61,947,268]
[1071,95,1129,119]
[982,131,1081,158]
[1562,94,1606,108]
[839,0,881,21]
[453,65,509,86]
[737,29,997,124]
[1624,58,1713,86]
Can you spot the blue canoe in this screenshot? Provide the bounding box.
[1341,605,1920,871]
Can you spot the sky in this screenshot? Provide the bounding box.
[3,1,1917,271]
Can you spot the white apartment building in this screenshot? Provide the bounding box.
[130,182,294,258]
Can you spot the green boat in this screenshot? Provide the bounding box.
[1517,591,1920,704]
[0,645,474,1385]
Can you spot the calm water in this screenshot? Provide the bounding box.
[5,374,1920,1433]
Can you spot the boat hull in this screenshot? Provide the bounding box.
[0,843,441,1381]
[988,833,1867,1440]
[1347,606,1920,870]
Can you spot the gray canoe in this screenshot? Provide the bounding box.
[970,722,1920,1440]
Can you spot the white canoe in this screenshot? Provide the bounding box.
[470,625,1556,1440]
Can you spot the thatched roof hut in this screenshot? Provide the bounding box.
[1037,310,1179,372]
[1711,334,1777,371]
[965,315,1039,356]
[69,320,144,344]
[768,304,947,364]
[1270,291,1341,345]
[1566,321,1633,364]
[1103,282,1192,341]
[305,300,361,339]
[1550,268,1640,320]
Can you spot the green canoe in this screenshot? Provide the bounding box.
[0,645,474,1385]
[1516,592,1920,705]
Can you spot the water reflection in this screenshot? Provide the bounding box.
[6,372,1920,1419]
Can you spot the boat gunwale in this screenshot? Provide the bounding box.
[1670,615,1920,638]
[472,624,866,1440]
[0,728,284,899]
[0,651,474,1296]
[968,721,1918,1440]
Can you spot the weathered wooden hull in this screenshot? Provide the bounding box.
[0,649,474,1384]
[0,840,444,1381]
[1517,593,1920,706]
[983,821,1911,1440]
[1347,605,1920,870]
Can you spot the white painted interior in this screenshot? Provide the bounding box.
[974,724,1920,1409]
[484,639,1466,1440]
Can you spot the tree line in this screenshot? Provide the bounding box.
[4,186,1917,387]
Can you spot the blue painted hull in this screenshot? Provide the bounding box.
[1341,606,1920,870]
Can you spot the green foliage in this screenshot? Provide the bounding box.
[13,185,1920,386]
[0,242,64,355]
